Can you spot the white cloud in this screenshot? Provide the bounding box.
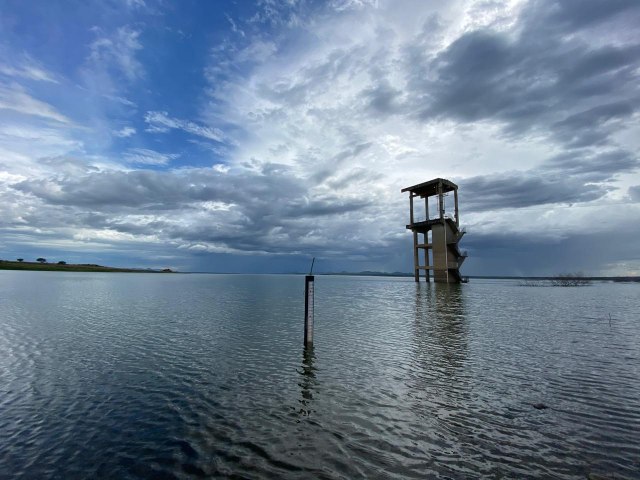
[225,13,245,37]
[145,111,226,142]
[330,0,380,12]
[124,0,146,8]
[123,148,179,165]
[0,83,71,123]
[88,26,144,82]
[213,163,230,173]
[0,60,58,83]
[0,125,82,167]
[102,94,136,107]
[113,126,136,137]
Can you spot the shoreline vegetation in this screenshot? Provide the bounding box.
[0,260,174,273]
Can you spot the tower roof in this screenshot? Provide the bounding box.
[401,178,458,197]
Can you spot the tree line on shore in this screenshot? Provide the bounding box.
[14,258,66,265]
[2,259,174,273]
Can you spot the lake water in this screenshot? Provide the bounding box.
[1,271,639,479]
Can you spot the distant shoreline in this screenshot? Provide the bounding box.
[184,271,640,282]
[313,272,639,282]
[0,260,174,273]
[315,271,640,282]
[1,262,638,282]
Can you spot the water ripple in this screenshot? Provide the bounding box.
[1,272,639,479]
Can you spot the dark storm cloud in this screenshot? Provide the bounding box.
[543,149,639,179]
[13,166,372,219]
[462,225,640,276]
[362,81,403,114]
[459,172,607,211]
[284,197,370,217]
[394,0,640,216]
[420,33,640,134]
[550,102,636,148]
[407,0,640,151]
[13,166,303,209]
[629,185,640,202]
[416,30,514,122]
[526,0,638,31]
[10,164,378,256]
[458,147,637,211]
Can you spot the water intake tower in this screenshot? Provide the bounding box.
[402,178,467,283]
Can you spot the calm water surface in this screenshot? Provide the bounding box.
[1,272,639,479]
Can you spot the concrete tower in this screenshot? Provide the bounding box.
[402,178,467,283]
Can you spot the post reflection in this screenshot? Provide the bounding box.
[296,345,317,420]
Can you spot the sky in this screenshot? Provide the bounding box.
[0,0,639,276]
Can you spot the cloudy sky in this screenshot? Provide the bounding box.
[1,0,639,275]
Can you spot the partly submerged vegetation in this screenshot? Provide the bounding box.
[549,273,592,287]
[0,259,173,273]
[520,273,592,287]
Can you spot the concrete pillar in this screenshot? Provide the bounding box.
[432,223,449,283]
[424,232,430,282]
[413,231,419,282]
[454,189,459,227]
[409,193,414,224]
[410,193,419,282]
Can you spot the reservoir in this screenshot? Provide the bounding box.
[1,272,638,479]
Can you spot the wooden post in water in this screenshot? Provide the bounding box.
[304,258,315,347]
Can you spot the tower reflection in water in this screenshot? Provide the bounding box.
[409,283,470,414]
